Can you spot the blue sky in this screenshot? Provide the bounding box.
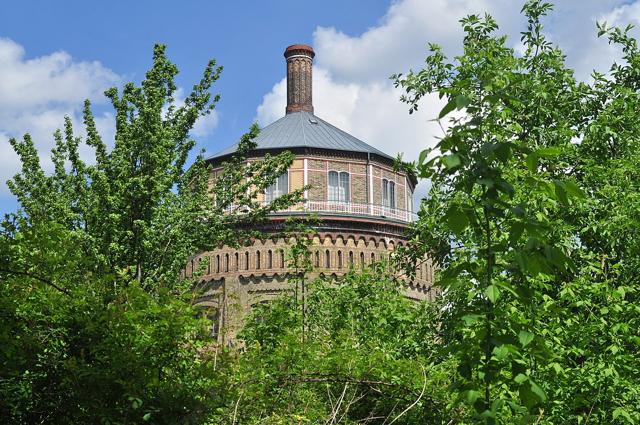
[1,0,638,215]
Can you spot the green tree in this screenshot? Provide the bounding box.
[0,44,303,423]
[394,1,640,423]
[212,266,460,424]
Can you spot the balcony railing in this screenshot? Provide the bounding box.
[225,200,416,223]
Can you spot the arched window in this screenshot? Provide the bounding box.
[225,253,229,272]
[245,252,249,270]
[265,172,289,203]
[338,251,343,269]
[216,255,220,273]
[256,251,261,270]
[360,252,365,268]
[349,251,354,268]
[207,256,211,274]
[371,252,376,264]
[326,250,331,268]
[382,179,396,208]
[267,250,273,269]
[280,250,285,268]
[328,171,350,202]
[234,253,239,271]
[315,251,320,268]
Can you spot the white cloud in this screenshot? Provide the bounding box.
[603,1,640,26]
[0,38,119,110]
[313,0,521,83]
[0,38,120,196]
[257,67,445,165]
[0,38,220,202]
[256,0,640,207]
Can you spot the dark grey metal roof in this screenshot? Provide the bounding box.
[207,111,393,161]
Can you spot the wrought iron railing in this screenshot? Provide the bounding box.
[225,200,416,223]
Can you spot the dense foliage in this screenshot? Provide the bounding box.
[2,1,640,423]
[393,1,640,423]
[0,45,303,423]
[212,267,462,424]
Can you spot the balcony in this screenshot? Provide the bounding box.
[225,200,416,223]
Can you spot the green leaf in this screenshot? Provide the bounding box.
[525,153,538,172]
[462,314,483,325]
[536,146,562,158]
[514,373,528,384]
[485,285,500,303]
[553,180,569,205]
[529,380,547,403]
[509,222,525,244]
[143,413,152,421]
[445,205,469,235]
[519,379,546,408]
[563,180,585,199]
[418,148,431,166]
[464,389,481,405]
[442,154,461,169]
[613,407,633,423]
[518,330,534,347]
[456,94,470,109]
[493,345,509,360]
[494,143,512,162]
[439,97,457,119]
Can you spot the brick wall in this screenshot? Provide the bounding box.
[209,154,414,210]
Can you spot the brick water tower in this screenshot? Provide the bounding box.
[187,44,435,342]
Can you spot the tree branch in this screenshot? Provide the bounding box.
[0,268,71,296]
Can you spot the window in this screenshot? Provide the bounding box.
[328,171,350,202]
[245,252,249,270]
[326,250,331,268]
[265,172,288,202]
[256,251,261,270]
[382,179,396,208]
[267,250,273,269]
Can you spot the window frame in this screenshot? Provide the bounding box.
[328,170,350,203]
[265,171,289,203]
[382,178,396,209]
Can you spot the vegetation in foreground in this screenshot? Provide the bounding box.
[1,1,640,423]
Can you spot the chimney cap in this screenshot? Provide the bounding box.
[284,44,315,59]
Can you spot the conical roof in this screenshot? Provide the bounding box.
[207,111,393,161]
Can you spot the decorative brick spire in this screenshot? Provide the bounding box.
[284,44,315,114]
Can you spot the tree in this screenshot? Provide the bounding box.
[394,1,640,423]
[212,266,460,424]
[0,44,304,423]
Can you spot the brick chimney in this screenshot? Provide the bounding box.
[284,44,315,114]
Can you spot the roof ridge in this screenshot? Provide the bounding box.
[299,111,308,147]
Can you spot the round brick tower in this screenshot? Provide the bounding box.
[189,44,435,343]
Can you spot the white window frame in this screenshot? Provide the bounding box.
[328,170,350,203]
[382,178,396,209]
[265,172,289,203]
